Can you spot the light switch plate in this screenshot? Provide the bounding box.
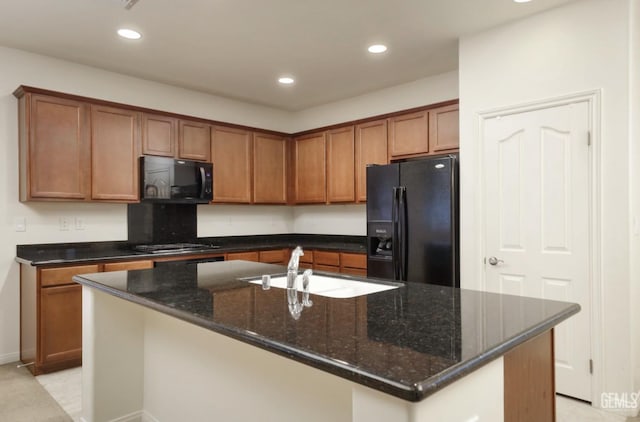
[75,217,85,230]
[14,217,26,232]
[59,216,71,231]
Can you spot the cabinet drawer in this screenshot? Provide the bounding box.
[340,253,366,269]
[314,264,340,274]
[226,251,260,262]
[314,251,340,266]
[259,249,287,264]
[103,260,154,272]
[40,265,101,287]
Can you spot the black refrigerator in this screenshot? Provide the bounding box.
[366,155,459,287]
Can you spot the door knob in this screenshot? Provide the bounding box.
[487,256,504,266]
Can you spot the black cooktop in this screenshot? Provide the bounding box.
[133,243,220,254]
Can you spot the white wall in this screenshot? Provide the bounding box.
[290,71,458,133]
[198,205,294,237]
[459,0,637,411]
[629,0,640,399]
[292,205,366,236]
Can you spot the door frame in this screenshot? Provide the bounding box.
[475,90,602,404]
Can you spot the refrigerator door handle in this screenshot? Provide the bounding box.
[392,187,400,280]
[398,186,408,281]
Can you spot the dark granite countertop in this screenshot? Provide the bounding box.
[73,260,579,402]
[15,234,366,266]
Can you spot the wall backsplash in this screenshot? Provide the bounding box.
[292,204,366,236]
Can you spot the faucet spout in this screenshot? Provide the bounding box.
[285,246,312,319]
[286,246,304,288]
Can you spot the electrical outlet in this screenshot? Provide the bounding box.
[59,216,71,231]
[14,217,26,232]
[75,217,85,230]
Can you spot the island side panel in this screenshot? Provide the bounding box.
[141,307,353,422]
[504,329,555,421]
[352,356,504,422]
[82,287,145,422]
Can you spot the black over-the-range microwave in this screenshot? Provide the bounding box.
[139,156,213,203]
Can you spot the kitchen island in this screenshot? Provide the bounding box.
[74,260,579,422]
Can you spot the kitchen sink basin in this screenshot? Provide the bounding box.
[248,274,399,298]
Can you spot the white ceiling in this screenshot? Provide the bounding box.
[0,0,574,111]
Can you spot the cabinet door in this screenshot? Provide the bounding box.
[179,120,210,162]
[339,252,367,274]
[211,126,252,203]
[293,132,326,203]
[314,250,340,266]
[429,103,459,153]
[258,249,287,264]
[141,113,176,157]
[91,105,140,201]
[25,94,90,200]
[327,126,355,203]
[40,284,82,367]
[355,119,388,202]
[253,133,287,204]
[388,110,429,159]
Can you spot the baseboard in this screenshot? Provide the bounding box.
[106,410,145,422]
[141,410,160,422]
[75,409,158,422]
[0,351,20,365]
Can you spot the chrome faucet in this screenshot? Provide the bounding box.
[287,246,304,289]
[286,247,313,319]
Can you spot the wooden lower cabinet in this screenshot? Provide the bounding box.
[21,263,99,374]
[340,252,367,276]
[103,260,154,272]
[20,260,153,375]
[258,249,288,265]
[39,284,82,370]
[313,250,340,274]
[226,251,260,262]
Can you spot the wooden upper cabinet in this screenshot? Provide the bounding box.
[326,126,355,203]
[179,120,211,162]
[253,132,287,204]
[293,132,326,204]
[141,113,176,157]
[211,126,252,203]
[91,105,140,201]
[388,110,429,159]
[429,103,459,153]
[355,119,388,202]
[19,93,90,201]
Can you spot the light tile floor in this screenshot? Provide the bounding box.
[557,395,632,422]
[35,366,639,421]
[36,366,82,421]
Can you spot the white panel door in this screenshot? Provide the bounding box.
[483,101,591,401]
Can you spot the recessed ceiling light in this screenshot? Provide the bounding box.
[513,0,532,3]
[278,77,295,85]
[117,28,142,40]
[368,44,387,54]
